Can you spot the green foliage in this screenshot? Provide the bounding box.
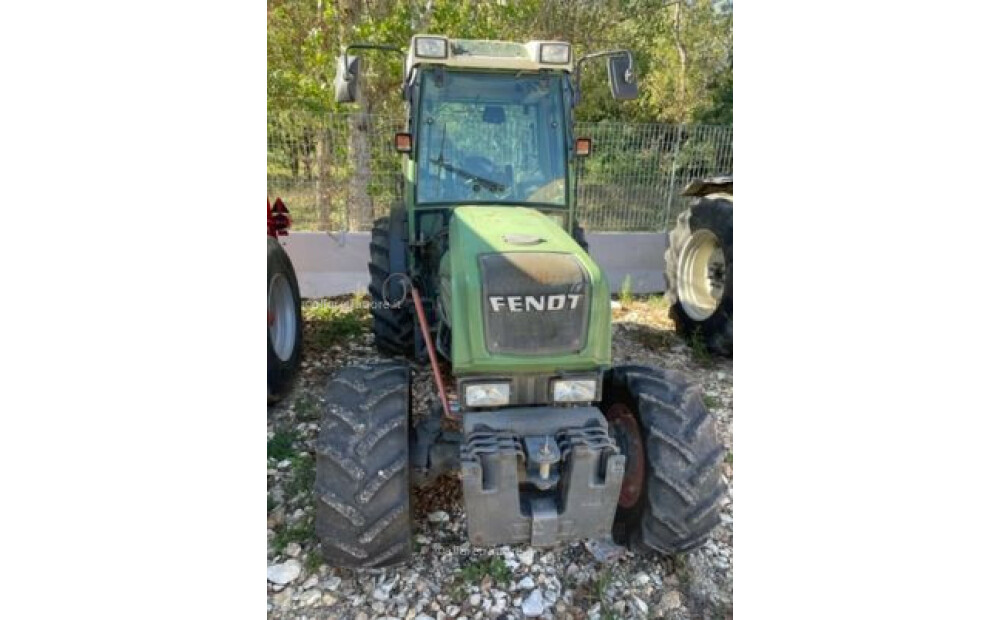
[303,298,371,346]
[304,549,324,574]
[271,514,316,553]
[619,275,634,307]
[689,326,713,366]
[267,0,733,124]
[292,393,321,422]
[458,556,511,584]
[287,454,316,499]
[702,394,721,409]
[268,429,298,461]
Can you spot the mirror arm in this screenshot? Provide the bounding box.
[573,49,634,105]
[340,43,406,75]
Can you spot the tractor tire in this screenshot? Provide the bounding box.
[572,222,590,254]
[665,196,733,356]
[369,215,414,357]
[315,361,413,569]
[267,237,303,404]
[602,365,726,554]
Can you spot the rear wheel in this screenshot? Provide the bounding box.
[315,362,413,568]
[602,365,725,554]
[665,196,733,356]
[572,222,590,254]
[369,215,414,357]
[267,237,302,403]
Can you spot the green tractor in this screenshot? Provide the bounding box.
[316,35,725,568]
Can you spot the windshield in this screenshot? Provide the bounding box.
[416,70,568,206]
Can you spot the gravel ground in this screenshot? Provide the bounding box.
[267,297,733,620]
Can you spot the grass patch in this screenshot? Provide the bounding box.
[689,327,714,366]
[272,515,316,553]
[287,454,316,499]
[292,393,322,422]
[725,451,733,465]
[632,326,676,350]
[268,429,297,461]
[673,554,692,588]
[304,549,324,574]
[647,293,671,309]
[702,394,721,409]
[618,275,634,307]
[594,568,614,599]
[576,568,619,620]
[458,556,511,585]
[304,298,371,347]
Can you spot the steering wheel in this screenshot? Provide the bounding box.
[462,155,496,178]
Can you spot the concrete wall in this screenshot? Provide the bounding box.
[278,231,667,299]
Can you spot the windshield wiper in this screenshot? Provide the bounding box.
[430,155,506,193]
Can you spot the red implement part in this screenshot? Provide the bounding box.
[605,402,646,509]
[267,198,291,237]
[411,287,455,418]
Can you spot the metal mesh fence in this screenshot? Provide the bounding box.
[267,113,731,232]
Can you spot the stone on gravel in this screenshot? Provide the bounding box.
[267,559,302,585]
[521,589,546,617]
[516,575,536,590]
[469,593,481,607]
[284,541,302,557]
[427,510,450,523]
[632,596,648,616]
[584,538,627,563]
[301,589,322,606]
[518,548,536,566]
[324,575,342,591]
[662,590,682,610]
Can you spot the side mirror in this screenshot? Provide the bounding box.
[607,53,638,101]
[334,55,361,103]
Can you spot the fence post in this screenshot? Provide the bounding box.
[664,123,684,231]
[317,121,333,231]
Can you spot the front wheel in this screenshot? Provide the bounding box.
[315,362,413,568]
[602,365,726,554]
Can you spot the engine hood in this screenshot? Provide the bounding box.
[440,206,611,375]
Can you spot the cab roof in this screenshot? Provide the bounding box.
[405,36,574,75]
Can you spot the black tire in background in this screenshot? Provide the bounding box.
[665,196,733,356]
[267,237,303,404]
[368,213,414,357]
[315,362,413,568]
[602,365,726,554]
[571,222,590,254]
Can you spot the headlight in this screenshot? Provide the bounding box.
[465,383,510,407]
[552,379,597,403]
[539,43,571,64]
[414,37,448,59]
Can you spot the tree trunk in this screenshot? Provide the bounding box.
[672,4,689,120]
